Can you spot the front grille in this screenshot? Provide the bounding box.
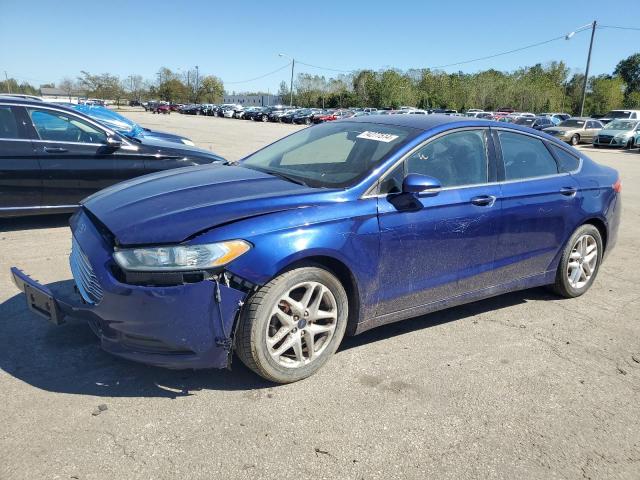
[70,236,103,304]
[597,135,613,144]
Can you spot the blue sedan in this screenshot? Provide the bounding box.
[69,104,196,146]
[11,115,621,383]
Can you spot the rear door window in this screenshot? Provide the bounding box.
[498,131,558,180]
[0,106,23,139]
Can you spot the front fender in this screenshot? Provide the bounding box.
[194,199,381,321]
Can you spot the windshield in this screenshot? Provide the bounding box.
[558,119,585,128]
[605,111,632,119]
[240,121,416,188]
[72,105,138,135]
[604,120,638,130]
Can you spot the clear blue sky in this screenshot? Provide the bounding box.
[1,0,638,93]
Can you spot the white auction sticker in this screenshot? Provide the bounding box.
[356,131,399,143]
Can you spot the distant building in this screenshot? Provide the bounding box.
[40,87,84,103]
[221,94,282,106]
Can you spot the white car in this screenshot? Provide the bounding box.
[599,109,640,125]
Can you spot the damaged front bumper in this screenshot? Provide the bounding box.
[10,211,248,370]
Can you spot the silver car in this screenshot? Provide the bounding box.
[593,119,640,148]
[543,117,603,146]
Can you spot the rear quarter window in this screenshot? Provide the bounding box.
[549,144,580,172]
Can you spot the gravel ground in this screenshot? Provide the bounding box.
[1,111,639,480]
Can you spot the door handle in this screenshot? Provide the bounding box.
[470,195,496,207]
[560,187,577,196]
[44,147,68,153]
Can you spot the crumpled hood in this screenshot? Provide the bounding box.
[82,165,321,245]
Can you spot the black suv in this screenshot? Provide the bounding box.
[0,98,225,217]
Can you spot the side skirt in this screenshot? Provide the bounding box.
[354,271,556,335]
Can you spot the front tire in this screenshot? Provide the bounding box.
[235,267,348,383]
[570,134,580,146]
[551,224,603,298]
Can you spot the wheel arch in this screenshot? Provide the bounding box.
[583,217,608,252]
[275,255,362,336]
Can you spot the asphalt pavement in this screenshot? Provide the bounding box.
[1,111,639,480]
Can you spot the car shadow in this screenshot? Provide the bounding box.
[339,287,557,351]
[0,214,72,232]
[0,279,557,397]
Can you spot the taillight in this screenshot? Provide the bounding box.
[613,178,622,193]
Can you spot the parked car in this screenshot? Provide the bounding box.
[598,109,640,125]
[251,106,275,122]
[70,104,196,145]
[152,104,171,114]
[539,112,571,124]
[543,118,603,146]
[293,108,321,125]
[269,108,296,122]
[222,107,236,118]
[593,119,640,148]
[281,109,305,124]
[513,116,555,130]
[10,114,621,384]
[0,98,224,217]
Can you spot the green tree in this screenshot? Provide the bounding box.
[77,71,124,103]
[614,53,640,97]
[158,78,188,102]
[586,75,625,116]
[198,75,224,103]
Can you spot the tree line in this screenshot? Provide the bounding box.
[284,53,640,115]
[1,53,639,115]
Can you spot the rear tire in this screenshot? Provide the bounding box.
[551,224,603,298]
[235,267,348,383]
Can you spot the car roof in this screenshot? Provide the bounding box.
[346,113,489,131]
[0,97,49,107]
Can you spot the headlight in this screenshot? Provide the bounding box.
[113,240,251,271]
[181,139,195,146]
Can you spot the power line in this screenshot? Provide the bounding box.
[429,31,588,69]
[281,28,592,75]
[599,24,640,32]
[296,61,352,74]
[224,63,292,84]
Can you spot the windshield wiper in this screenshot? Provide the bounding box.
[123,134,142,143]
[265,170,310,187]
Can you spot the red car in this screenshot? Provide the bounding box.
[313,109,354,123]
[153,104,171,114]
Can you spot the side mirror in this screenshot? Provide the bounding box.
[402,174,441,196]
[106,135,122,150]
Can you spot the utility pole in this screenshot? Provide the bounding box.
[289,59,295,106]
[4,71,11,94]
[579,20,596,117]
[195,65,199,102]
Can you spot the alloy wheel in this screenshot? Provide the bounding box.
[266,281,338,368]
[567,234,598,289]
